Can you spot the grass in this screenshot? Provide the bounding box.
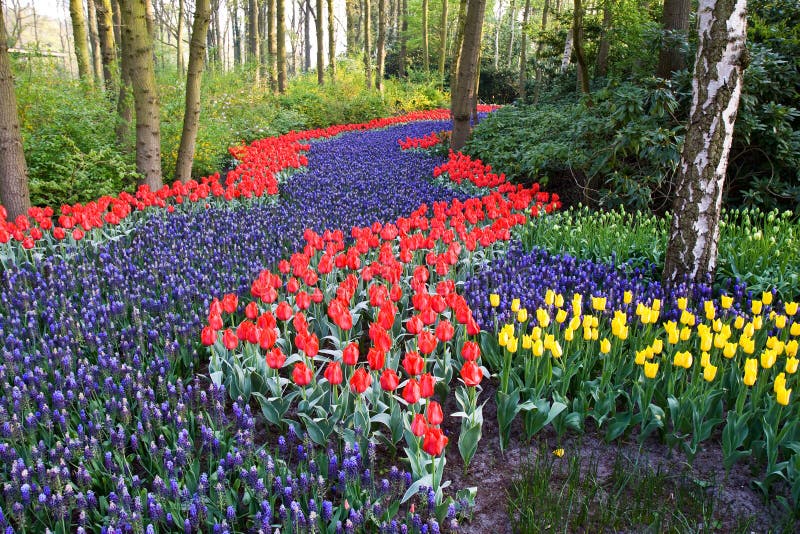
[507,441,758,533]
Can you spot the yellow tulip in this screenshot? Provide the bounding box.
[644,361,659,379]
[785,340,798,358]
[775,314,787,329]
[703,363,718,382]
[753,315,763,331]
[752,300,763,315]
[592,296,607,311]
[704,300,716,321]
[507,336,519,353]
[652,339,664,354]
[734,316,745,330]
[545,289,555,307]
[713,333,727,350]
[554,293,564,308]
[677,297,688,310]
[572,293,583,316]
[760,349,777,369]
[776,388,791,406]
[564,327,575,342]
[635,349,647,365]
[721,295,733,309]
[700,334,713,352]
[553,448,565,457]
[680,327,692,341]
[522,335,533,350]
[532,339,544,357]
[741,337,755,355]
[623,291,632,304]
[568,316,581,331]
[723,342,738,359]
[701,351,711,368]
[673,351,693,369]
[511,298,521,312]
[517,308,528,323]
[591,329,599,341]
[680,310,696,327]
[668,328,680,345]
[652,299,662,312]
[489,293,500,307]
[583,327,593,341]
[498,331,509,347]
[773,372,786,394]
[550,341,563,358]
[712,318,723,332]
[744,358,758,386]
[600,338,611,354]
[555,309,568,324]
[785,356,799,374]
[744,322,755,338]
[785,301,798,316]
[531,326,542,340]
[762,291,773,306]
[536,308,550,328]
[635,302,646,317]
[791,323,800,336]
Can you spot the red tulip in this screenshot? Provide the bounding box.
[421,308,438,326]
[287,277,300,293]
[245,302,259,320]
[276,301,293,321]
[402,351,425,376]
[417,330,437,355]
[431,295,447,314]
[367,347,385,370]
[222,328,238,350]
[201,326,217,346]
[419,373,435,398]
[466,317,481,336]
[266,347,286,369]
[72,228,84,241]
[208,312,223,331]
[304,333,319,357]
[53,227,66,240]
[390,284,403,302]
[222,293,238,314]
[324,361,343,386]
[435,320,455,342]
[460,361,483,387]
[379,368,400,391]
[406,315,424,334]
[296,291,311,310]
[339,342,358,366]
[426,401,444,426]
[422,427,449,456]
[461,341,481,362]
[349,368,372,394]
[411,413,427,437]
[311,288,324,303]
[292,362,313,386]
[403,379,421,405]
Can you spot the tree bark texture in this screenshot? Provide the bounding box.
[69,0,94,83]
[316,0,324,84]
[376,0,386,90]
[303,0,311,71]
[176,0,185,74]
[451,0,486,151]
[231,1,242,65]
[449,0,467,112]
[656,0,691,79]
[518,0,530,99]
[113,0,133,150]
[327,0,335,81]
[346,0,360,53]
[573,0,590,96]
[595,0,611,77]
[364,0,372,88]
[0,7,31,220]
[663,0,747,285]
[506,0,516,68]
[438,0,447,85]
[87,0,104,83]
[421,0,429,71]
[268,0,278,89]
[175,0,211,182]
[120,0,162,189]
[249,0,261,79]
[95,0,118,92]
[277,0,287,91]
[532,0,549,103]
[493,0,502,68]
[399,0,408,77]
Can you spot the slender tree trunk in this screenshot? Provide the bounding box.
[451,0,486,151]
[95,0,118,92]
[249,0,261,82]
[560,26,572,72]
[573,0,590,96]
[87,0,104,83]
[364,0,372,88]
[231,0,242,65]
[375,0,386,90]
[595,0,611,76]
[175,0,211,182]
[421,0,429,71]
[449,0,467,108]
[399,0,407,78]
[269,0,278,88]
[113,0,133,149]
[346,0,360,53]
[303,0,311,71]
[277,0,287,91]
[315,0,324,83]
[493,0,502,68]
[663,0,747,285]
[438,0,447,86]
[532,0,549,103]
[0,8,31,220]
[656,0,690,79]
[327,0,335,81]
[518,0,530,99]
[472,43,481,122]
[506,0,516,68]
[69,0,94,84]
[119,0,162,189]
[175,0,185,74]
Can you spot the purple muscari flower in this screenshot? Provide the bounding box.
[226,505,235,523]
[322,500,333,521]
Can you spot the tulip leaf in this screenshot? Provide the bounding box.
[401,474,433,504]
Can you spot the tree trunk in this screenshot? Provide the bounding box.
[364,0,372,88]
[493,0,502,68]
[316,0,324,83]
[277,0,287,91]
[532,0,549,104]
[573,0,590,96]
[518,0,530,99]
[87,0,104,83]
[656,0,690,79]
[438,0,447,86]
[560,25,572,72]
[506,0,516,68]
[248,0,261,82]
[376,0,386,90]
[119,0,162,189]
[663,0,747,285]
[346,0,360,54]
[595,0,611,77]
[95,0,118,92]
[268,0,277,88]
[113,0,134,149]
[451,0,486,151]
[472,43,481,122]
[231,0,242,65]
[399,0,408,78]
[175,0,211,182]
[0,8,31,220]
[303,0,311,71]
[449,0,467,110]
[421,0,429,71]
[327,0,335,81]
[69,0,94,84]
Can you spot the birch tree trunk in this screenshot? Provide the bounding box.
[316,0,324,84]
[451,0,487,151]
[656,0,691,79]
[560,26,572,72]
[364,0,372,88]
[421,0,429,71]
[277,0,287,91]
[376,0,386,90]
[175,0,211,182]
[438,0,447,85]
[518,0,529,99]
[70,0,94,84]
[663,0,748,285]
[120,0,162,189]
[327,0,335,81]
[0,7,31,220]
